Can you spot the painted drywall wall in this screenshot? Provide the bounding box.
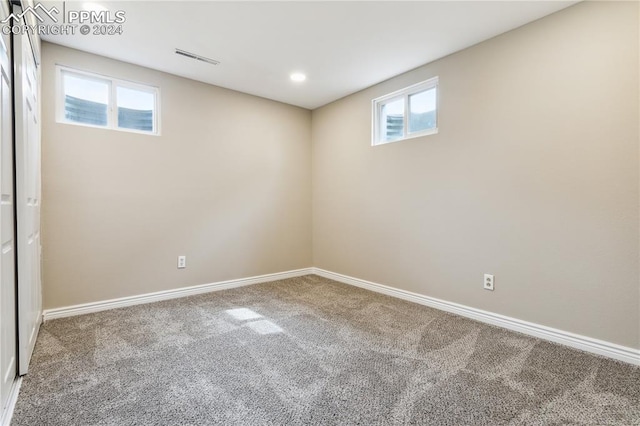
[41,42,312,309]
[312,1,640,349]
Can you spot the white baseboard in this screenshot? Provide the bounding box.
[42,268,314,321]
[41,265,639,366]
[312,268,640,366]
[0,376,22,426]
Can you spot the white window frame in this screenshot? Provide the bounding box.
[372,76,438,146]
[56,65,161,135]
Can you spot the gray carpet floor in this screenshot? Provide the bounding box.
[11,275,640,425]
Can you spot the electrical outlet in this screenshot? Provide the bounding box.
[484,274,494,291]
[177,255,186,269]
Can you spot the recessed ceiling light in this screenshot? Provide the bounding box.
[290,72,306,82]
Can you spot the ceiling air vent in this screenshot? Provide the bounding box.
[175,49,220,66]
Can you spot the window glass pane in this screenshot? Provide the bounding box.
[117,86,155,132]
[381,97,404,142]
[408,88,436,133]
[63,73,109,126]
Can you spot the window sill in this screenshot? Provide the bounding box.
[372,127,438,146]
[56,119,160,136]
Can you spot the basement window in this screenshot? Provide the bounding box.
[372,77,438,145]
[57,66,160,135]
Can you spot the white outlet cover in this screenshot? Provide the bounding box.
[484,274,494,291]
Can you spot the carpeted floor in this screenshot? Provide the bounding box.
[11,275,640,425]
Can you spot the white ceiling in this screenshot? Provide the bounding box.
[41,1,577,110]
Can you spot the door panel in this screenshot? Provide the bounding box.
[0,0,16,411]
[15,24,41,376]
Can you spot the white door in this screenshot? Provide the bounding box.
[0,0,16,411]
[15,28,41,376]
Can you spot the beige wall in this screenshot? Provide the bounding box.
[312,1,640,348]
[42,2,639,350]
[41,43,312,309]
